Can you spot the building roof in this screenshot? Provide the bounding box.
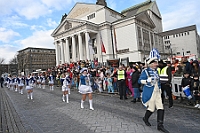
[121,0,152,14]
[18,47,55,52]
[159,25,197,36]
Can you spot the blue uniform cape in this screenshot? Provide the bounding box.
[138,67,161,107]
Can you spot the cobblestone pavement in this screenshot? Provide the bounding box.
[3,86,200,133]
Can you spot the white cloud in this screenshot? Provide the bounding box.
[0,44,19,64]
[161,0,200,32]
[1,15,29,28]
[47,18,58,28]
[15,2,52,20]
[30,25,46,31]
[19,30,55,49]
[0,28,20,43]
[41,0,73,10]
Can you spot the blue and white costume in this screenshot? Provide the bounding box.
[62,75,71,103]
[7,77,12,89]
[139,50,169,132]
[48,75,54,91]
[41,75,46,89]
[138,67,163,112]
[79,74,93,94]
[62,75,71,92]
[17,77,25,87]
[25,77,34,90]
[17,77,25,94]
[48,75,54,84]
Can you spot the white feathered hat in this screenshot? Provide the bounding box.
[80,68,88,73]
[146,57,158,64]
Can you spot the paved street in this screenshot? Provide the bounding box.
[2,86,200,133]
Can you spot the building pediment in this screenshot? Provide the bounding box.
[51,18,86,37]
[135,11,155,28]
[67,3,103,19]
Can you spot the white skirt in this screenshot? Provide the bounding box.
[79,85,93,94]
[62,86,70,91]
[18,83,24,87]
[49,81,54,84]
[26,86,33,90]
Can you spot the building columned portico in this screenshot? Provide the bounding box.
[54,30,100,65]
[52,0,165,66]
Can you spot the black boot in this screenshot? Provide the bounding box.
[137,98,141,102]
[143,110,153,126]
[157,110,170,133]
[131,98,136,103]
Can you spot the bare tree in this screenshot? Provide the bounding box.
[9,57,18,64]
[0,58,5,64]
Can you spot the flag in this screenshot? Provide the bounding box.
[113,28,118,52]
[88,34,95,58]
[149,48,160,60]
[100,33,106,53]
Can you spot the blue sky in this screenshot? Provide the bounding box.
[0,0,200,63]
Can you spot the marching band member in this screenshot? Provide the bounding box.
[48,74,54,91]
[41,74,46,89]
[26,75,34,100]
[36,74,42,88]
[61,72,71,103]
[79,68,94,110]
[7,75,12,89]
[17,75,25,94]
[139,55,169,133]
[12,75,18,92]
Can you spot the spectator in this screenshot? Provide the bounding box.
[0,76,4,88]
[131,66,140,103]
[191,60,200,76]
[182,57,192,75]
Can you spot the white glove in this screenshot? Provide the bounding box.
[147,77,152,83]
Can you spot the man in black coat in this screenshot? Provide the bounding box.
[131,66,140,103]
[0,76,4,88]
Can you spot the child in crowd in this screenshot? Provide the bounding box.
[97,78,103,92]
[181,71,192,105]
[106,73,114,93]
[191,74,200,108]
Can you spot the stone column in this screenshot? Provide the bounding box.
[61,40,65,64]
[55,41,59,66]
[149,31,152,50]
[85,32,90,60]
[78,33,83,60]
[65,37,70,63]
[72,35,76,62]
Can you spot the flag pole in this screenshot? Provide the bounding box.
[100,32,103,65]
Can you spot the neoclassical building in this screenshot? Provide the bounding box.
[51,0,164,66]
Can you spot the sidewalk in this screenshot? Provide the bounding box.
[0,88,26,133]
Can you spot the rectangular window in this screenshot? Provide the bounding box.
[87,13,95,20]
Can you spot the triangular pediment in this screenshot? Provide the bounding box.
[67,3,103,19]
[51,18,86,37]
[135,11,155,28]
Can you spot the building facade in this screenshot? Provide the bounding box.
[17,47,56,75]
[159,25,200,59]
[0,64,18,76]
[52,0,165,66]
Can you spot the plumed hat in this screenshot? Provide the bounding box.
[146,57,158,64]
[80,68,88,73]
